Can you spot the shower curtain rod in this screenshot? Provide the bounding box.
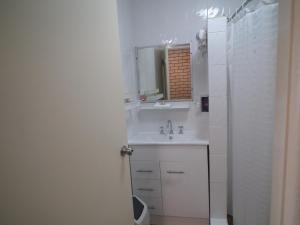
[227,0,254,22]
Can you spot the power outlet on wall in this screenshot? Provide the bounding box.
[201,96,209,112]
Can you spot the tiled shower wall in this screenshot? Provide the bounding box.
[228,4,278,225]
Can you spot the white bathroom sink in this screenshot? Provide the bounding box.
[128,132,208,146]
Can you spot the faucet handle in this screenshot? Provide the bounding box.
[160,126,165,135]
[178,126,184,134]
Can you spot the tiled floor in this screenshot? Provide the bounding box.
[150,216,233,225]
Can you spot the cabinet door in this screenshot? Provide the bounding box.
[160,160,209,218]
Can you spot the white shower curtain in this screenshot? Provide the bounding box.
[228,2,278,225]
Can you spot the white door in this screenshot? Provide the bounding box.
[0,1,133,225]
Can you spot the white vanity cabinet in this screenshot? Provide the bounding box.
[130,145,209,221]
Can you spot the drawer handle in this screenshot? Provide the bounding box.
[149,206,156,210]
[166,171,185,174]
[137,188,154,192]
[136,170,153,173]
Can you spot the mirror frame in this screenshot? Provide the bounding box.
[135,43,194,103]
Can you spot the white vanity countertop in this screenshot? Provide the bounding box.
[128,132,209,146]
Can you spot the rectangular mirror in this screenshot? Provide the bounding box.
[136,44,192,102]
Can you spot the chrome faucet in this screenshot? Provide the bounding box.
[167,120,174,135]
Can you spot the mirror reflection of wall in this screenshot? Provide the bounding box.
[137,46,167,101]
[137,44,192,102]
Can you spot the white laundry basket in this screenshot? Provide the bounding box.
[133,195,150,225]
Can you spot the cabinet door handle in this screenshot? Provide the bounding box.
[137,188,154,192]
[148,206,156,210]
[166,171,185,174]
[136,170,153,173]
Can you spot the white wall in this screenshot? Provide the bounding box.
[132,0,208,100]
[207,0,244,17]
[117,0,246,139]
[117,0,137,100]
[118,0,210,139]
[117,0,244,100]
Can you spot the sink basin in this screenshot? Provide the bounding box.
[128,132,208,146]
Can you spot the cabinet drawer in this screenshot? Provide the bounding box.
[131,161,160,179]
[132,179,162,198]
[142,197,163,215]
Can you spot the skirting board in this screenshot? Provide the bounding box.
[210,218,228,225]
[151,215,209,225]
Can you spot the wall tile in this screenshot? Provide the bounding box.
[207,0,243,18]
[209,65,227,97]
[127,105,209,140]
[209,125,227,154]
[210,181,227,218]
[210,155,227,182]
[208,32,226,65]
[209,96,227,127]
[208,17,227,33]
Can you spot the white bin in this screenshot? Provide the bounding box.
[133,195,150,225]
